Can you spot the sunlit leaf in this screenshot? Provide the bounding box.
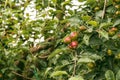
[98,29,109,40]
[78,57,94,63]
[116,70,120,80]
[45,67,52,75]
[105,70,115,80]
[48,48,67,60]
[50,71,68,77]
[85,27,93,33]
[83,34,91,45]
[69,76,84,80]
[88,20,98,27]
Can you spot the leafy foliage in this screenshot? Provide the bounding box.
[0,0,120,80]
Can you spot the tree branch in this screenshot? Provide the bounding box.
[12,71,33,80]
[30,37,55,53]
[102,0,107,19]
[72,52,77,76]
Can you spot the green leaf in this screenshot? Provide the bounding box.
[69,76,84,80]
[83,34,91,45]
[80,52,102,61]
[69,16,80,26]
[89,54,102,60]
[61,1,71,7]
[105,70,115,80]
[106,0,113,6]
[78,0,85,2]
[89,34,102,45]
[116,70,120,80]
[50,71,68,77]
[86,0,96,4]
[54,10,63,14]
[45,67,52,75]
[55,65,65,71]
[33,68,39,80]
[113,19,120,27]
[86,0,96,8]
[48,48,67,60]
[54,63,69,71]
[95,10,103,17]
[85,27,93,33]
[98,29,109,40]
[68,9,74,15]
[100,22,113,28]
[78,57,94,63]
[1,68,8,73]
[106,6,116,14]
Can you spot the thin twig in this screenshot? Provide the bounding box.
[102,0,107,19]
[12,71,33,80]
[38,55,48,59]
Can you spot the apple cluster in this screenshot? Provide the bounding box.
[63,32,78,49]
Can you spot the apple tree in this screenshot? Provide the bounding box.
[0,0,120,80]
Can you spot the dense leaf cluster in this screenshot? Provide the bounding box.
[0,0,120,80]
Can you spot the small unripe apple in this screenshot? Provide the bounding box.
[118,34,120,38]
[0,74,2,78]
[69,41,78,49]
[63,36,71,44]
[115,5,120,9]
[94,7,100,11]
[115,11,120,15]
[70,32,78,40]
[108,30,115,36]
[79,26,87,31]
[87,62,95,69]
[115,53,120,59]
[107,49,112,56]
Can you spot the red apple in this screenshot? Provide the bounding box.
[111,27,118,32]
[70,32,78,40]
[69,41,78,49]
[63,36,71,44]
